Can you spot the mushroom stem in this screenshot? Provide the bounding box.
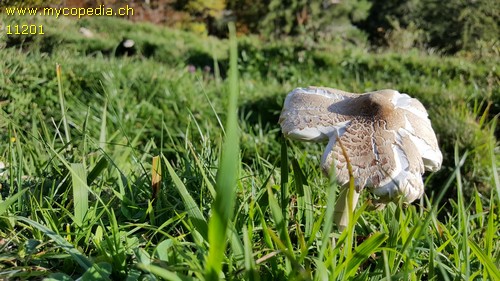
[334,185,360,231]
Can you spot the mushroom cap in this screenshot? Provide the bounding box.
[279,87,443,203]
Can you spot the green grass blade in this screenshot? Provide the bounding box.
[99,98,107,150]
[267,229,309,278]
[382,250,392,281]
[454,144,470,279]
[489,118,499,203]
[164,157,208,240]
[71,163,88,227]
[56,63,70,144]
[267,185,293,251]
[468,238,500,280]
[317,180,339,262]
[427,235,435,281]
[280,137,289,220]
[474,191,484,227]
[87,157,108,185]
[138,264,194,281]
[188,142,216,197]
[485,195,495,268]
[205,22,240,281]
[292,158,313,238]
[345,232,387,277]
[266,184,293,273]
[14,216,101,275]
[229,225,245,268]
[242,225,259,281]
[256,204,274,249]
[0,188,27,216]
[81,262,112,280]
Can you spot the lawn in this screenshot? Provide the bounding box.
[0,15,499,280]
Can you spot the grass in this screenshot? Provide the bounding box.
[0,15,499,280]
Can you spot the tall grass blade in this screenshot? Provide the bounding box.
[489,118,499,202]
[317,178,339,262]
[71,163,88,227]
[99,98,107,150]
[382,250,392,281]
[266,184,292,272]
[256,205,274,249]
[485,196,495,270]
[242,225,259,281]
[292,158,313,238]
[205,22,240,281]
[427,236,435,281]
[454,144,469,279]
[280,137,289,219]
[164,157,208,240]
[267,185,293,252]
[56,63,70,144]
[229,225,245,268]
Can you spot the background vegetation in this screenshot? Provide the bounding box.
[0,0,499,280]
[2,0,499,55]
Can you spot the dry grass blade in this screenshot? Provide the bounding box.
[151,155,161,201]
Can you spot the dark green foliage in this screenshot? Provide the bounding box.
[356,0,419,45]
[418,0,499,54]
[266,0,369,44]
[225,0,268,33]
[359,0,500,54]
[227,0,371,44]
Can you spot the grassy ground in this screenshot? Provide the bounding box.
[0,15,499,280]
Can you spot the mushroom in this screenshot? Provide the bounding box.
[279,87,442,230]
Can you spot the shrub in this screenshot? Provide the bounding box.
[359,0,500,54]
